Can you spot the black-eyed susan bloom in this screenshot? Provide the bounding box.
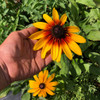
[29,8,86,62]
[28,70,58,98]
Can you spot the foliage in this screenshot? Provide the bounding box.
[0,0,100,100]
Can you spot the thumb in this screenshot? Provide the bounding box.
[18,26,37,38]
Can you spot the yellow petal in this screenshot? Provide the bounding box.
[48,81,58,87]
[51,41,59,60]
[33,22,50,30]
[46,85,56,91]
[29,80,39,88]
[33,75,40,83]
[38,91,43,97]
[33,36,51,50]
[33,89,40,97]
[28,89,34,93]
[42,91,47,98]
[39,71,44,83]
[56,43,62,62]
[41,39,53,59]
[52,8,59,24]
[66,26,80,33]
[28,88,39,93]
[43,70,49,83]
[69,33,86,43]
[46,73,55,83]
[60,13,67,26]
[29,30,50,40]
[45,88,55,95]
[61,39,72,60]
[66,37,82,56]
[43,14,54,25]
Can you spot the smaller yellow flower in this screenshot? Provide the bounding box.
[28,70,58,98]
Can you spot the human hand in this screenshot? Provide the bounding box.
[0,27,52,83]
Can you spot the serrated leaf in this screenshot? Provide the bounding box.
[89,8,100,19]
[87,8,100,22]
[87,31,100,41]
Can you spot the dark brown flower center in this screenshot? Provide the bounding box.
[39,83,45,89]
[52,25,66,38]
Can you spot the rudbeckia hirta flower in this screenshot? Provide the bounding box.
[29,8,86,62]
[28,70,58,98]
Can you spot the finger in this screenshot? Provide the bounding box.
[18,26,37,38]
[45,54,52,66]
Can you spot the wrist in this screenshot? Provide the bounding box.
[0,58,11,91]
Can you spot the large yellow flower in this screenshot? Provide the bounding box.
[28,70,58,98]
[29,8,86,62]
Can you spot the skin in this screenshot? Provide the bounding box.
[0,27,52,91]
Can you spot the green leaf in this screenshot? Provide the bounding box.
[94,0,100,3]
[69,0,79,21]
[87,31,100,41]
[0,87,11,98]
[21,92,30,100]
[27,0,33,5]
[53,94,61,100]
[20,15,29,22]
[81,24,95,34]
[75,87,84,100]
[76,0,96,7]
[59,2,66,8]
[97,75,100,83]
[90,64,100,75]
[39,97,47,100]
[3,9,9,16]
[88,85,97,93]
[66,80,77,91]
[12,85,21,95]
[94,0,100,8]
[59,54,70,75]
[87,8,100,22]
[71,59,81,75]
[22,0,28,5]
[89,52,100,66]
[91,20,100,30]
[61,94,67,100]
[83,63,92,73]
[2,1,6,9]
